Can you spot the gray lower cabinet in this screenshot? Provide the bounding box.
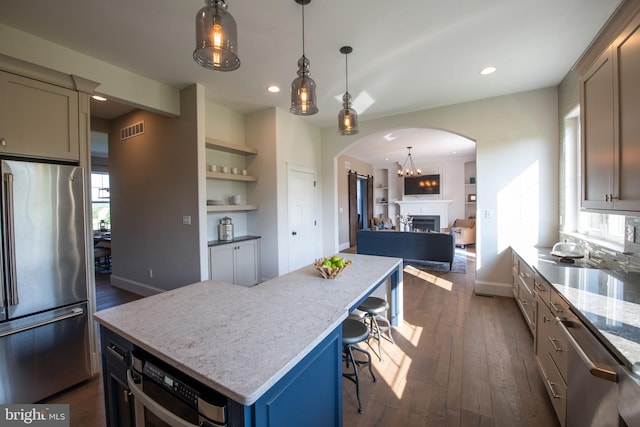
[535,288,571,427]
[209,238,259,287]
[101,326,135,427]
[0,70,80,161]
[513,252,536,334]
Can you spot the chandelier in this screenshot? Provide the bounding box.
[397,146,422,177]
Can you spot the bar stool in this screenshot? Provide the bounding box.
[357,297,395,361]
[342,318,377,413]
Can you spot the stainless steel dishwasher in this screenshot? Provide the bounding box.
[558,318,620,427]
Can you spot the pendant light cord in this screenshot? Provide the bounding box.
[345,53,349,93]
[301,2,306,58]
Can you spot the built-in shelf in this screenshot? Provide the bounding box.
[205,138,258,155]
[207,204,258,212]
[205,138,257,155]
[206,172,257,182]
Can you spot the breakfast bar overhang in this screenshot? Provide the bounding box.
[94,253,403,427]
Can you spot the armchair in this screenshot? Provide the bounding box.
[442,218,475,247]
[370,217,397,231]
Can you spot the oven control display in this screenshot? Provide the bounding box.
[143,361,198,406]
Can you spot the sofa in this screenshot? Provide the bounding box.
[356,229,456,269]
[441,218,476,247]
[370,217,397,231]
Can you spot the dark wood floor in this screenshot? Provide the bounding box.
[43,252,559,427]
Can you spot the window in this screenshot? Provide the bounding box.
[91,172,110,231]
[563,108,624,245]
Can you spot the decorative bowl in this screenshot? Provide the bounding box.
[313,257,352,279]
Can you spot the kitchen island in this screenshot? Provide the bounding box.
[94,253,402,427]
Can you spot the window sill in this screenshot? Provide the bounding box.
[561,231,625,253]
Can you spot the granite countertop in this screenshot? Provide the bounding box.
[207,235,261,247]
[514,246,640,376]
[93,253,401,406]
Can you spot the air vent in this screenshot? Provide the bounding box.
[120,121,145,140]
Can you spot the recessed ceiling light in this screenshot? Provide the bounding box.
[267,85,280,93]
[92,95,108,101]
[480,66,496,75]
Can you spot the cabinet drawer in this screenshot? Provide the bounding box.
[537,300,568,382]
[549,289,572,320]
[517,279,536,334]
[541,352,567,427]
[533,274,550,305]
[517,260,535,294]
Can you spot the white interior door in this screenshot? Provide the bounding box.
[288,167,317,272]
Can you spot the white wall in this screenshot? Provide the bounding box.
[321,87,560,295]
[245,107,322,280]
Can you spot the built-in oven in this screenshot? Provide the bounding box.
[127,349,228,427]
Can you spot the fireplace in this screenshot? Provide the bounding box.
[410,215,440,232]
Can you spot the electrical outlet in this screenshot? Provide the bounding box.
[182,215,191,225]
[484,209,494,219]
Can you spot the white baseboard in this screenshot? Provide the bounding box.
[474,280,514,297]
[339,242,351,251]
[110,275,162,297]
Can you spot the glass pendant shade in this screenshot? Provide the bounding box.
[338,45,358,135]
[338,92,358,135]
[290,56,319,115]
[193,0,240,71]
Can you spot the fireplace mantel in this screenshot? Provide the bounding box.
[395,199,452,229]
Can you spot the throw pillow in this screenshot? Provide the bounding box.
[375,221,384,229]
[382,221,392,229]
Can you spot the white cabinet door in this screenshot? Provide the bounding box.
[209,239,259,286]
[0,71,79,161]
[234,240,258,287]
[209,245,235,283]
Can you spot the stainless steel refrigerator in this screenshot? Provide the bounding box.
[0,159,91,403]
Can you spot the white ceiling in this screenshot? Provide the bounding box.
[0,0,622,163]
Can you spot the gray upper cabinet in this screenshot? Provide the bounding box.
[0,71,80,161]
[580,12,640,212]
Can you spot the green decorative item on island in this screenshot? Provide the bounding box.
[314,255,352,279]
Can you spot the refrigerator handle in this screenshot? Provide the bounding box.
[3,172,18,305]
[0,307,85,338]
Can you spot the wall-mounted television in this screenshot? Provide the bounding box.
[404,174,440,195]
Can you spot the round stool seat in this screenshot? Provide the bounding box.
[342,319,369,345]
[357,297,389,315]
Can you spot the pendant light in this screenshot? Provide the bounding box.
[193,0,240,72]
[338,46,358,135]
[397,147,422,177]
[290,0,318,115]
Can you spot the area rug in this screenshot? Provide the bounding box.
[404,250,467,274]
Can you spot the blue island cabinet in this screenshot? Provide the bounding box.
[235,326,343,427]
[101,324,343,427]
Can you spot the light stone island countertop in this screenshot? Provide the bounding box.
[93,253,402,406]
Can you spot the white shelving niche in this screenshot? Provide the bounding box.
[205,138,258,213]
[374,168,390,218]
[464,161,476,219]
